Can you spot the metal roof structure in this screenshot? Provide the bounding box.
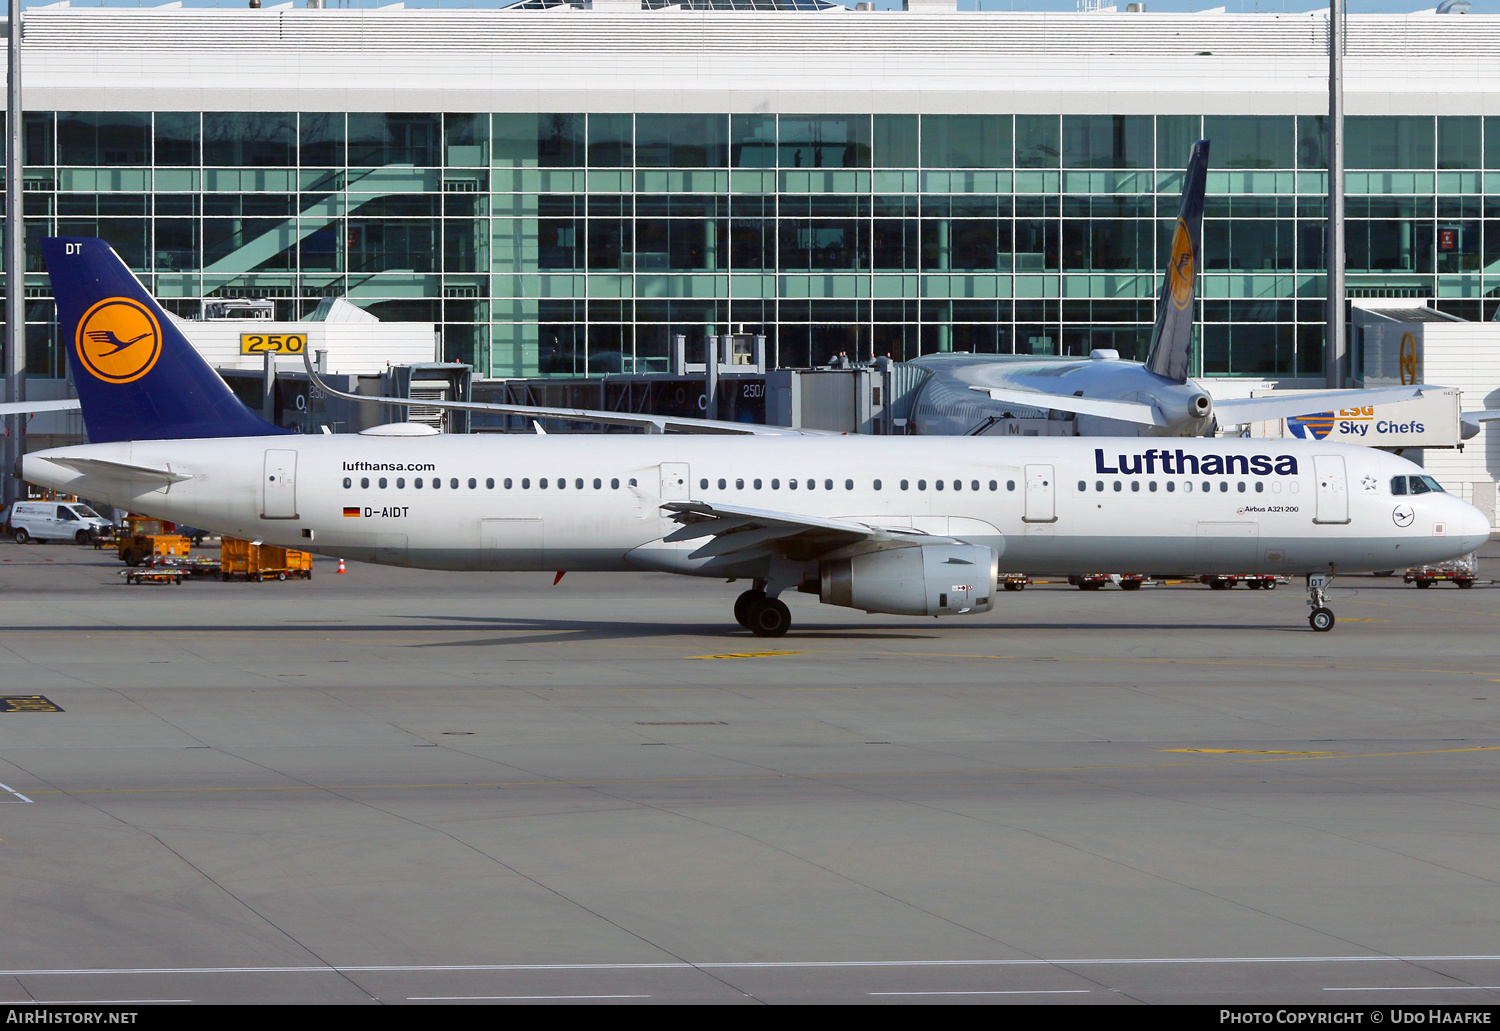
[5,8,1499,114]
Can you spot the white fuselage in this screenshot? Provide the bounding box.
[24,434,1489,582]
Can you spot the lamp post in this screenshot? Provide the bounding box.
[1326,0,1346,389]
[3,0,23,506]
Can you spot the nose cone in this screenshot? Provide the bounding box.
[1456,497,1493,554]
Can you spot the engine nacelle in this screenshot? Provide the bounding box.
[819,544,998,617]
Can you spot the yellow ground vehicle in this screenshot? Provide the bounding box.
[220,538,314,581]
[118,515,190,567]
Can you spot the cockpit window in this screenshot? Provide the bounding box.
[1391,476,1407,496]
[1394,474,1446,496]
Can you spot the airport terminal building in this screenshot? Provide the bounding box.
[3,2,1499,384]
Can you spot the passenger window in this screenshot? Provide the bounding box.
[451,478,459,489]
[486,478,494,489]
[700,478,709,489]
[415,478,424,488]
[1166,481,1176,493]
[1113,481,1122,492]
[918,479,927,490]
[380,478,388,489]
[628,478,637,487]
[1131,481,1140,492]
[575,478,583,489]
[361,477,370,488]
[1219,481,1228,493]
[1078,480,1086,491]
[468,478,477,489]
[824,479,833,490]
[611,478,619,489]
[936,480,945,491]
[1255,482,1264,493]
[1182,481,1191,492]
[718,478,727,490]
[952,480,961,491]
[737,478,745,490]
[845,479,853,490]
[754,479,762,489]
[594,478,602,489]
[807,479,816,490]
[790,479,799,490]
[900,479,909,490]
[771,478,780,489]
[1006,480,1016,491]
[559,478,568,490]
[1202,481,1211,492]
[504,478,513,489]
[1391,476,1408,495]
[1237,482,1246,493]
[1148,481,1157,492]
[1095,481,1103,491]
[873,479,882,491]
[397,478,406,489]
[343,477,351,489]
[988,480,997,491]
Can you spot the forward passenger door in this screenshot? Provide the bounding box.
[1313,455,1350,525]
[1023,464,1056,523]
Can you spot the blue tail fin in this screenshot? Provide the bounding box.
[1143,139,1209,384]
[43,237,289,443]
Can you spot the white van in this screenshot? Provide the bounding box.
[9,501,113,544]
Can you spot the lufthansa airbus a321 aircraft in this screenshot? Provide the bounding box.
[16,238,1490,636]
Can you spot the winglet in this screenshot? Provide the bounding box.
[1144,140,1209,384]
[42,237,289,443]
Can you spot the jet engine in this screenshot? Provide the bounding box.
[818,544,998,617]
[1189,392,1213,421]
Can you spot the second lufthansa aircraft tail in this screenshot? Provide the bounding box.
[1143,140,1209,384]
[43,237,289,443]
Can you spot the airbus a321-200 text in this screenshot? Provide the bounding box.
[11,238,1490,636]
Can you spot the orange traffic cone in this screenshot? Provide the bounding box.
[337,558,346,574]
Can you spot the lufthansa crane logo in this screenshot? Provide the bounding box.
[75,297,162,384]
[1399,331,1417,386]
[1167,217,1195,311]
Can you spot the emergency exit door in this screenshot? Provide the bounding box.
[262,449,298,519]
[1023,464,1056,523]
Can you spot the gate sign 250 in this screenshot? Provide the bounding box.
[240,333,306,355]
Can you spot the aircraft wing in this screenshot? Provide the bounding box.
[300,348,822,436]
[1212,385,1432,426]
[1461,410,1500,436]
[661,500,956,565]
[38,456,191,485]
[0,399,82,416]
[967,385,1167,427]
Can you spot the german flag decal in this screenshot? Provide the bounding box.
[343,507,360,518]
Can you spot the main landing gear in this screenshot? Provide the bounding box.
[1306,571,1335,632]
[734,583,792,638]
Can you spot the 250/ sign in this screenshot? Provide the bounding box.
[241,333,307,355]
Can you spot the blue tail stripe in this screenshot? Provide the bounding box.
[43,237,290,443]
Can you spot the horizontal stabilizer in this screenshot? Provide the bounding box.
[0,399,82,416]
[42,456,191,485]
[1460,410,1500,438]
[1212,386,1432,427]
[968,385,1166,427]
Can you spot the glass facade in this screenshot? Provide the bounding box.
[7,110,1500,380]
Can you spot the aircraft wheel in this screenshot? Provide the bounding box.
[746,597,791,638]
[733,589,765,629]
[13,528,28,545]
[1309,607,1336,632]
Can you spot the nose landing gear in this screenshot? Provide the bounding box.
[1307,571,1335,632]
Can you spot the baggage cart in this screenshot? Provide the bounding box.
[1405,552,1478,589]
[220,538,314,581]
